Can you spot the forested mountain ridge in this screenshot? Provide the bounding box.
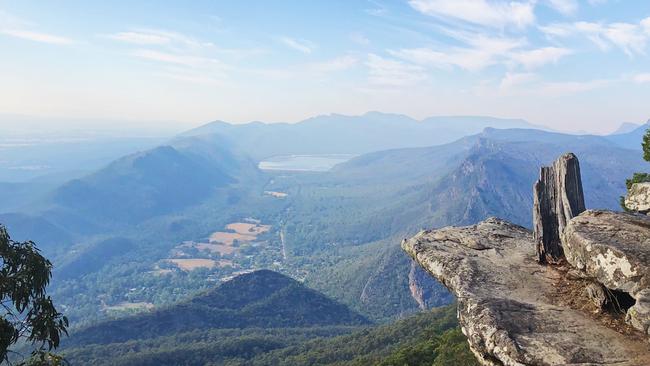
[0,134,262,249]
[50,134,260,224]
[65,270,369,347]
[62,303,476,366]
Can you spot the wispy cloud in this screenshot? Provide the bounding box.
[243,55,359,81]
[510,47,572,69]
[280,37,316,54]
[104,29,213,48]
[492,73,614,97]
[408,0,536,28]
[366,53,426,86]
[132,49,222,68]
[390,35,524,71]
[545,0,578,16]
[365,0,388,16]
[391,36,571,72]
[0,9,75,45]
[308,55,358,73]
[0,29,74,45]
[541,17,650,56]
[104,31,170,45]
[499,72,538,91]
[536,78,612,96]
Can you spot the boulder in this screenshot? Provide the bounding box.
[533,153,585,264]
[403,218,650,366]
[562,209,650,334]
[625,182,650,214]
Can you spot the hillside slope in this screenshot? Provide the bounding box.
[66,270,369,347]
[62,305,475,366]
[0,134,262,253]
[50,135,259,224]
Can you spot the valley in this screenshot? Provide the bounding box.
[1,114,648,364]
[4,2,650,364]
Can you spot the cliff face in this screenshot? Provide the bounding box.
[403,153,650,366]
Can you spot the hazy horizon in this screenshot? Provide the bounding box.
[2,1,650,134]
[0,110,646,137]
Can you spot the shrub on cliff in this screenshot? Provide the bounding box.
[621,128,650,210]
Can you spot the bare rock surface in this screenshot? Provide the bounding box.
[563,209,650,334]
[625,182,650,214]
[533,153,585,264]
[403,218,650,366]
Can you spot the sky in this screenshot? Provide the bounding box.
[1,0,650,134]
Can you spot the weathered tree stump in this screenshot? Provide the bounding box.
[533,153,585,264]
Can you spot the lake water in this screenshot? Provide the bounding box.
[258,154,356,172]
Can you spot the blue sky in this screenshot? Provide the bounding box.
[1,0,650,133]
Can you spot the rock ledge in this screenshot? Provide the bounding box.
[404,153,650,365]
[403,218,650,366]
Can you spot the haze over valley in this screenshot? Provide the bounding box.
[2,1,650,365]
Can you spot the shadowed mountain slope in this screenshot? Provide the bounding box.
[50,135,259,223]
[66,270,369,347]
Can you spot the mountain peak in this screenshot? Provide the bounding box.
[611,122,642,135]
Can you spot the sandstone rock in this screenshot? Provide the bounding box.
[562,209,650,334]
[625,182,650,214]
[403,218,650,366]
[584,282,608,310]
[533,153,585,264]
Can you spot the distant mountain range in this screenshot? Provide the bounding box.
[605,120,650,150]
[183,112,546,159]
[611,121,644,135]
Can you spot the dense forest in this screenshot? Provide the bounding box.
[62,305,477,366]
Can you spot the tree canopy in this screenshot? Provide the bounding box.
[621,128,650,210]
[0,225,68,365]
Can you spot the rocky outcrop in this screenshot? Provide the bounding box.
[625,182,650,214]
[533,153,585,263]
[404,152,650,365]
[403,218,650,366]
[563,210,650,334]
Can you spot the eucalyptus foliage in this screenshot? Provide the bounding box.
[0,225,68,365]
